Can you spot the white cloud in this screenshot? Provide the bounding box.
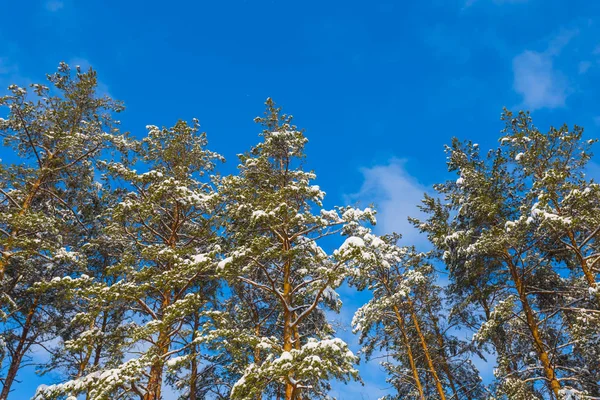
[512,50,569,110]
[347,159,433,248]
[546,29,578,56]
[511,30,578,111]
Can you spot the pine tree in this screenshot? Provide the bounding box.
[414,110,600,399]
[350,232,485,400]
[214,99,372,399]
[0,63,124,399]
[35,178,130,388]
[34,119,224,399]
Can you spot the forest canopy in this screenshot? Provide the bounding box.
[0,65,599,400]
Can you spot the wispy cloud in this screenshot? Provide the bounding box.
[579,61,592,74]
[347,159,433,248]
[512,51,569,110]
[45,1,64,12]
[512,30,577,111]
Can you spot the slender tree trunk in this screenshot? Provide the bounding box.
[85,311,109,400]
[505,253,561,398]
[390,304,426,400]
[92,310,109,369]
[292,316,305,400]
[254,323,263,400]
[0,299,39,400]
[407,299,447,400]
[189,312,200,400]
[282,234,295,400]
[564,226,599,308]
[189,350,198,400]
[381,277,426,399]
[77,314,103,379]
[145,294,172,400]
[426,306,461,400]
[144,202,180,400]
[145,328,171,400]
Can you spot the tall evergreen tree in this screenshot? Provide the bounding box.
[0,64,124,399]
[34,120,223,399]
[414,111,600,399]
[5,62,600,400]
[350,233,485,400]
[35,176,130,389]
[214,99,372,399]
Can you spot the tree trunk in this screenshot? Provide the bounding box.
[426,306,461,400]
[0,299,38,400]
[144,203,179,400]
[189,349,198,400]
[144,328,171,400]
[391,304,426,400]
[189,313,200,400]
[85,311,109,400]
[77,313,104,379]
[505,253,561,398]
[92,310,109,369]
[407,299,447,400]
[283,258,294,400]
[254,323,263,400]
[279,228,298,400]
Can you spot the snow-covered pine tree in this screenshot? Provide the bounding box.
[0,63,124,399]
[35,176,130,386]
[34,119,224,399]
[414,192,538,399]
[201,270,283,398]
[350,233,485,400]
[498,112,600,398]
[414,110,600,399]
[214,98,373,399]
[164,302,226,400]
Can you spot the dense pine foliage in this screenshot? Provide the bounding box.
[1,66,599,399]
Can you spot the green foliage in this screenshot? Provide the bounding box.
[1,65,599,400]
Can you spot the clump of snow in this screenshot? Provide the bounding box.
[217,257,233,269]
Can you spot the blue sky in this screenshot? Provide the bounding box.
[2,0,600,398]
